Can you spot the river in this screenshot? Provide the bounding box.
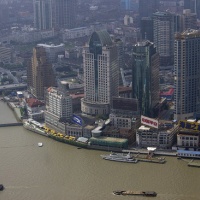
[0,101,200,200]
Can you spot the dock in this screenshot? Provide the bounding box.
[188,160,200,167]
[122,149,177,157]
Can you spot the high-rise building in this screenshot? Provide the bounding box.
[139,0,159,19]
[28,46,56,99]
[120,0,134,10]
[184,0,200,19]
[45,87,72,133]
[81,31,119,116]
[181,9,197,31]
[33,0,53,30]
[153,11,174,66]
[52,0,77,29]
[132,41,160,117]
[140,17,154,42]
[174,29,200,120]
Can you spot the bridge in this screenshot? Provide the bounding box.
[0,123,23,127]
[0,83,27,92]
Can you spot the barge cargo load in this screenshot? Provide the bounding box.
[113,190,157,197]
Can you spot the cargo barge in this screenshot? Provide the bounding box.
[113,190,157,197]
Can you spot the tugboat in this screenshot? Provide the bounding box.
[113,190,157,197]
[0,184,4,191]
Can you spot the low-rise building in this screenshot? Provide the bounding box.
[136,123,179,149]
[26,98,45,121]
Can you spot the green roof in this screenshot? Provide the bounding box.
[90,30,112,46]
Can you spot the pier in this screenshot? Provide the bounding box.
[0,123,23,127]
[122,149,177,157]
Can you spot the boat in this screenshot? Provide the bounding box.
[101,152,138,163]
[177,150,200,159]
[38,142,43,147]
[113,190,157,197]
[23,120,48,137]
[0,184,4,191]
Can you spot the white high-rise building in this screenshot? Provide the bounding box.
[46,87,72,119]
[81,31,119,116]
[45,87,72,133]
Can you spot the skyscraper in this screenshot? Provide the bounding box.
[153,11,174,66]
[181,9,197,31]
[132,41,159,117]
[52,0,77,29]
[174,30,200,120]
[81,31,119,116]
[33,0,53,30]
[139,0,159,19]
[28,46,56,99]
[140,17,154,42]
[184,0,200,19]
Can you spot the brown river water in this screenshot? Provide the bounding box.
[0,101,200,200]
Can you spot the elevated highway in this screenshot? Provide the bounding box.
[0,83,27,92]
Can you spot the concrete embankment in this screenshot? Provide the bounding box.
[7,102,22,122]
[0,123,23,127]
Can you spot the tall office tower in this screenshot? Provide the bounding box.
[132,41,159,117]
[52,0,77,29]
[29,46,56,99]
[181,9,197,31]
[120,0,134,10]
[153,11,174,66]
[140,17,153,42]
[33,0,53,30]
[174,30,200,120]
[114,39,125,86]
[81,31,119,116]
[45,87,72,132]
[139,0,159,19]
[184,0,200,19]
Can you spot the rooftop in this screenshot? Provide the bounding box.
[26,98,45,108]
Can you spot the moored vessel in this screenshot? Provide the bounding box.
[23,119,48,137]
[101,152,138,163]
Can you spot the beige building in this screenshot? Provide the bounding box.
[81,31,119,116]
[136,124,179,149]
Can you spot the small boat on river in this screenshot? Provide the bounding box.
[0,184,4,191]
[38,142,43,147]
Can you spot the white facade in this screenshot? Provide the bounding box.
[177,133,199,147]
[137,125,178,149]
[46,87,72,119]
[8,29,55,44]
[81,31,119,116]
[63,27,93,40]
